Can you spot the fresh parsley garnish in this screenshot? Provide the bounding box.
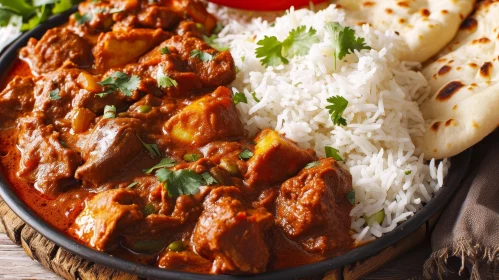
[156,67,178,88]
[97,71,140,97]
[233,92,247,105]
[49,88,60,100]
[126,182,138,189]
[405,170,412,175]
[238,149,253,160]
[156,168,204,198]
[282,26,319,57]
[143,203,156,216]
[160,46,170,55]
[74,12,92,25]
[202,34,229,52]
[103,105,116,119]
[305,161,321,169]
[326,95,348,126]
[255,36,288,67]
[201,172,218,185]
[325,146,343,161]
[255,25,318,67]
[325,22,371,67]
[143,157,176,174]
[251,92,261,102]
[190,49,215,62]
[346,190,356,205]
[137,134,161,159]
[183,153,201,162]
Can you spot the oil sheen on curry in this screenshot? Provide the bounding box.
[0,0,354,275]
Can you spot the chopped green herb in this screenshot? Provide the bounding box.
[405,170,412,175]
[346,190,355,205]
[74,12,91,25]
[126,182,138,189]
[325,22,371,67]
[201,172,218,185]
[305,161,321,169]
[183,153,201,162]
[233,92,247,105]
[294,82,302,87]
[143,157,176,174]
[241,56,246,62]
[160,46,170,55]
[52,0,72,14]
[97,71,140,97]
[325,146,343,161]
[282,26,319,57]
[156,168,204,198]
[195,22,204,30]
[365,209,385,226]
[156,67,178,88]
[251,92,261,102]
[255,36,288,67]
[167,240,186,252]
[238,149,253,160]
[202,34,229,52]
[326,95,348,126]
[103,105,116,119]
[190,49,215,62]
[214,22,224,34]
[49,88,60,100]
[143,203,156,216]
[137,134,161,159]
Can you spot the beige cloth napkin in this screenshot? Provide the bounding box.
[424,131,499,279]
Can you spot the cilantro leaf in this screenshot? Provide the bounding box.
[143,203,156,216]
[156,168,204,198]
[160,46,170,55]
[52,0,72,14]
[305,161,320,169]
[325,146,343,161]
[97,71,140,97]
[74,11,91,25]
[156,67,178,88]
[49,88,60,100]
[0,0,34,16]
[202,34,229,52]
[325,22,371,64]
[183,153,201,162]
[255,36,288,67]
[405,170,412,175]
[282,26,319,57]
[126,182,138,189]
[0,9,16,27]
[136,134,161,159]
[21,4,50,31]
[326,95,348,126]
[233,92,247,105]
[238,149,253,160]
[143,157,177,174]
[190,49,215,62]
[201,172,218,185]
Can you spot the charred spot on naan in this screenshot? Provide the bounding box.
[471,37,491,44]
[436,81,465,101]
[420,9,431,17]
[480,62,493,77]
[445,119,456,127]
[431,121,441,131]
[438,65,452,76]
[460,18,478,32]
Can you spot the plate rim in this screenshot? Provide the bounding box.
[0,8,473,280]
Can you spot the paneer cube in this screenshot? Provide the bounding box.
[164,87,244,148]
[246,129,316,187]
[93,29,171,71]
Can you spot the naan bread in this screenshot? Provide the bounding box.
[416,0,499,159]
[336,0,475,62]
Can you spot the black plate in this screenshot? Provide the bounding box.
[0,9,473,280]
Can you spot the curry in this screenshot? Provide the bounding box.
[0,0,354,275]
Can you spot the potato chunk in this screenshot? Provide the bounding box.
[93,28,171,71]
[245,129,316,187]
[163,87,244,148]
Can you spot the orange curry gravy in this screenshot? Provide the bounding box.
[0,0,355,275]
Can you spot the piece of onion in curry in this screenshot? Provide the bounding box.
[0,0,354,275]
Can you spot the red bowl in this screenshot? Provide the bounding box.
[206,0,327,11]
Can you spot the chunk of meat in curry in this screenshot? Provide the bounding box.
[0,0,355,275]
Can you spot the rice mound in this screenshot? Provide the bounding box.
[209,4,450,243]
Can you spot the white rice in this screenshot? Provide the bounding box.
[208,4,450,243]
[0,14,22,53]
